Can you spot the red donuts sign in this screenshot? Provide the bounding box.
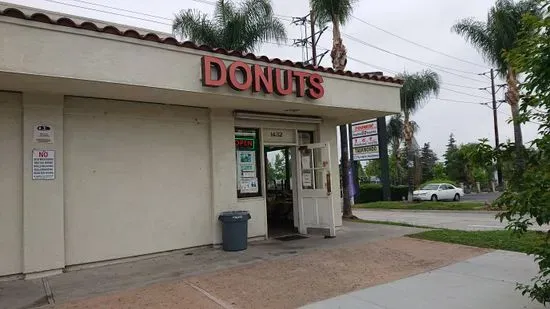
[201,56,324,99]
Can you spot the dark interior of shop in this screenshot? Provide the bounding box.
[264,146,296,238]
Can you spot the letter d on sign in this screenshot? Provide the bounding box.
[201,56,227,87]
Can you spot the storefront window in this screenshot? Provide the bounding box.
[235,128,262,198]
[298,131,314,145]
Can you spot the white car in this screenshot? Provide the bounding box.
[413,183,464,201]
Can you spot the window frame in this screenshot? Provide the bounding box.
[235,127,263,198]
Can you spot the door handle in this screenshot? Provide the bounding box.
[326,172,332,196]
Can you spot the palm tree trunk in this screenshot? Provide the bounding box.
[403,111,414,201]
[340,124,353,218]
[506,68,525,172]
[330,17,347,71]
[332,16,352,217]
[392,142,400,185]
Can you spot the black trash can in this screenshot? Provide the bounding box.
[218,211,251,251]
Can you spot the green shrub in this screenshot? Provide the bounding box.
[356,184,409,203]
[357,184,383,203]
[390,185,408,201]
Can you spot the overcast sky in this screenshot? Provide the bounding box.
[6,0,540,158]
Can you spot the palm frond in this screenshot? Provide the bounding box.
[310,0,358,26]
[172,0,287,53]
[452,18,498,68]
[397,70,441,114]
[173,9,220,46]
[452,0,542,78]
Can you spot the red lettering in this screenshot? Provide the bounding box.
[252,64,273,93]
[228,61,252,91]
[200,56,324,99]
[293,71,309,97]
[201,56,227,87]
[235,139,253,148]
[306,74,324,99]
[39,151,48,158]
[273,68,293,96]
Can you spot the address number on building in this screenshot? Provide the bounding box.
[32,150,55,180]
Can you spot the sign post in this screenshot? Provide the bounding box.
[377,117,391,201]
[351,118,391,201]
[351,120,380,161]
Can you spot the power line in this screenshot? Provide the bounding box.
[351,15,487,69]
[59,0,172,21]
[42,0,173,25]
[434,98,487,105]
[339,32,481,75]
[339,33,487,83]
[317,45,400,74]
[192,0,294,21]
[444,83,482,90]
[440,87,491,100]
[33,0,490,87]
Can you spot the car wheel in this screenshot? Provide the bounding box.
[431,195,438,202]
[454,193,460,201]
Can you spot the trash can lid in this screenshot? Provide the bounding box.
[218,210,251,221]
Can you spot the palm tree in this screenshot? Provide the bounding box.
[310,0,357,70]
[452,0,539,171]
[397,70,441,199]
[172,0,287,53]
[387,114,419,185]
[310,0,357,218]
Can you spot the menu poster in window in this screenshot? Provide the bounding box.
[302,171,313,188]
[240,178,259,193]
[240,164,255,172]
[238,151,255,165]
[301,155,311,169]
[241,171,256,178]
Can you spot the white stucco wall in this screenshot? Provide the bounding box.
[22,92,65,275]
[0,17,401,116]
[0,9,403,276]
[0,92,22,276]
[63,97,212,265]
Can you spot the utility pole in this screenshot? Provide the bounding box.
[490,69,503,186]
[292,13,328,65]
[480,69,505,187]
[310,10,317,66]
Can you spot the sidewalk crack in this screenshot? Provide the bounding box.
[41,278,55,305]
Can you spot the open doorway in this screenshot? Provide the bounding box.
[264,146,296,238]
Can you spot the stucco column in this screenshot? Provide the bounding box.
[319,119,343,227]
[209,109,238,244]
[22,92,65,278]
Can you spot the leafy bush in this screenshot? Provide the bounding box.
[497,6,550,305]
[391,185,408,201]
[356,184,383,203]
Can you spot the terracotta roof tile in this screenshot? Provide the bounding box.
[0,7,403,85]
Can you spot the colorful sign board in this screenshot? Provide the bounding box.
[352,121,378,138]
[351,120,380,160]
[352,135,379,147]
[354,145,380,161]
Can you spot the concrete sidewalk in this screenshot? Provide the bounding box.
[354,209,549,231]
[301,250,544,309]
[0,221,423,309]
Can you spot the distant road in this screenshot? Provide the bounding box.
[354,208,548,231]
[462,192,502,203]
